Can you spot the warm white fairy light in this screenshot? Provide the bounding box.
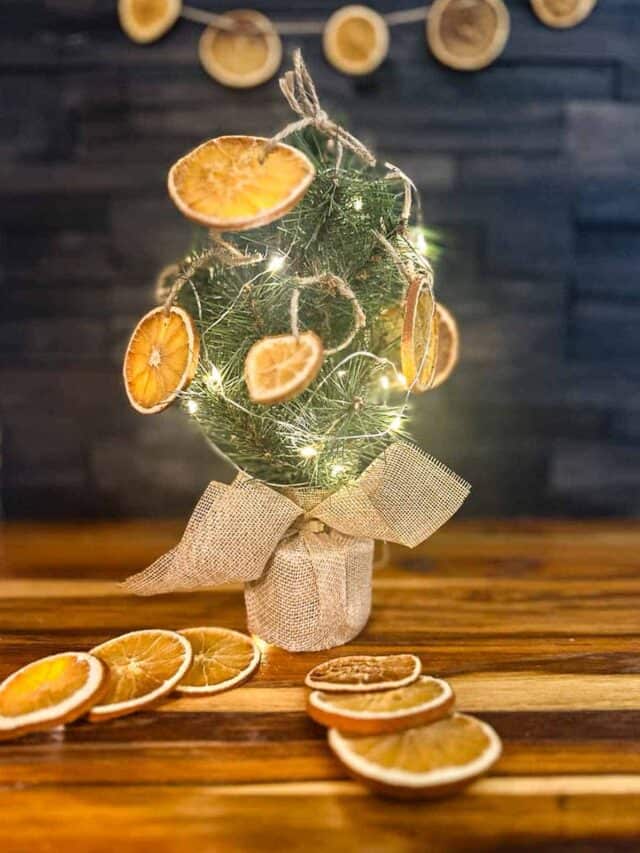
[390,414,403,431]
[415,230,428,255]
[186,399,199,415]
[208,364,222,386]
[330,463,346,477]
[267,253,286,273]
[299,445,318,458]
[352,196,363,211]
[379,375,391,390]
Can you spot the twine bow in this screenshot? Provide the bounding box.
[265,49,377,168]
[123,442,469,596]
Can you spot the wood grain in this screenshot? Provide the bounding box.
[1,519,640,851]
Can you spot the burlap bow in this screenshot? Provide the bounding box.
[123,442,470,597]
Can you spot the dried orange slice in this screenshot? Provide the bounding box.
[530,0,596,29]
[244,331,324,406]
[305,654,421,693]
[323,5,390,76]
[328,712,502,798]
[89,629,192,722]
[177,627,260,695]
[199,11,282,89]
[0,652,107,741]
[427,0,510,72]
[168,136,315,232]
[401,275,439,392]
[431,303,460,389]
[308,675,454,735]
[118,0,181,44]
[123,305,200,415]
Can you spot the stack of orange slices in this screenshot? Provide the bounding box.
[306,653,501,798]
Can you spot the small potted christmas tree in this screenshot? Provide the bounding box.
[122,52,469,652]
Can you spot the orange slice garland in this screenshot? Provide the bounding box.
[0,652,108,740]
[305,654,422,693]
[118,0,181,44]
[427,0,510,72]
[123,305,200,415]
[177,627,261,695]
[244,331,324,406]
[431,303,460,389]
[530,0,597,29]
[199,10,282,89]
[323,5,390,76]
[401,275,439,392]
[168,136,315,232]
[89,629,192,722]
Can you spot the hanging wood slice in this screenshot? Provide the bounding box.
[530,0,597,29]
[118,0,181,44]
[198,10,282,88]
[427,0,510,71]
[323,4,390,76]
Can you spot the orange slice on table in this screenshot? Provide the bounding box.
[89,629,192,722]
[323,5,390,76]
[307,675,454,735]
[0,652,107,741]
[244,331,324,406]
[168,136,315,232]
[328,712,502,799]
[199,10,282,89]
[118,0,181,44]
[431,303,460,389]
[401,275,439,393]
[177,627,261,695]
[305,654,422,693]
[427,0,510,72]
[530,0,597,29]
[123,305,200,415]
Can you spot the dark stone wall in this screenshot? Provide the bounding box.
[1,0,639,519]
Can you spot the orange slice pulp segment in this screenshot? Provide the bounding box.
[177,627,261,695]
[244,331,324,406]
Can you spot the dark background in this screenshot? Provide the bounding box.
[1,0,639,519]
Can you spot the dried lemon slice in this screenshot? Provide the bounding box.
[177,627,260,695]
[244,331,324,406]
[308,675,454,735]
[323,5,389,76]
[427,0,510,71]
[199,10,282,89]
[118,0,181,44]
[328,712,502,798]
[431,303,460,389]
[168,136,315,232]
[0,652,107,740]
[123,305,200,415]
[305,654,422,693]
[401,275,439,392]
[89,629,192,722]
[530,0,597,29]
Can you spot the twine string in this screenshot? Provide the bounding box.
[289,272,367,354]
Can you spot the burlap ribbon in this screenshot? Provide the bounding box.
[123,442,470,597]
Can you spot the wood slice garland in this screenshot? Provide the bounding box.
[427,0,510,71]
[530,0,597,29]
[323,5,390,76]
[118,0,181,44]
[198,10,282,88]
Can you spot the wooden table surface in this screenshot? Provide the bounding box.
[2,519,640,852]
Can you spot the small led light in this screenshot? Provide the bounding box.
[299,445,318,458]
[186,400,199,415]
[331,463,346,477]
[352,196,363,212]
[379,375,391,390]
[395,371,408,388]
[209,365,222,386]
[337,369,348,378]
[415,231,428,255]
[390,415,403,431]
[267,253,286,273]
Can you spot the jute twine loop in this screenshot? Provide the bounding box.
[265,49,376,168]
[289,272,366,353]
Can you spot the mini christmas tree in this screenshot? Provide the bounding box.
[123,52,469,652]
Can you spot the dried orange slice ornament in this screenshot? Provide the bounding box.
[328,712,502,798]
[199,10,282,89]
[177,627,260,695]
[0,652,107,741]
[245,331,324,406]
[530,0,596,29]
[89,629,192,722]
[123,305,200,415]
[431,303,460,389]
[323,5,390,76]
[401,275,439,392]
[168,136,315,232]
[427,0,510,72]
[118,0,181,44]
[308,675,454,735]
[305,654,422,693]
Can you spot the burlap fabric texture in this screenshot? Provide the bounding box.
[123,442,470,651]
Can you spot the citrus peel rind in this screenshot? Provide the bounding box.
[118,0,181,44]
[176,627,261,695]
[328,712,502,798]
[0,652,108,740]
[168,136,315,232]
[89,629,192,722]
[305,654,422,693]
[245,331,324,406]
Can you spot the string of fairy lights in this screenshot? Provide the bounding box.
[119,1,599,84]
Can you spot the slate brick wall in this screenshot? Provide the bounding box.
[1,0,639,518]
